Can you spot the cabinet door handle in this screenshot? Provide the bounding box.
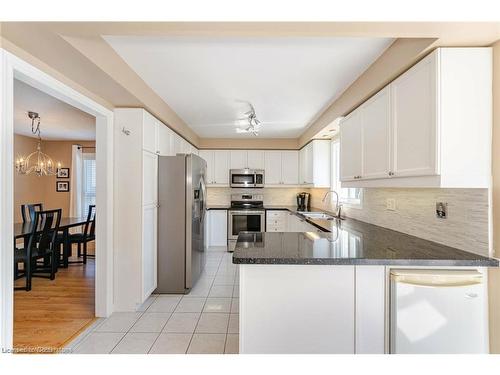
[388,171,394,176]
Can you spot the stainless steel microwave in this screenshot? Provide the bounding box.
[230,169,264,188]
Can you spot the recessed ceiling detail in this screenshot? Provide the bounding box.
[14,80,96,141]
[105,36,393,138]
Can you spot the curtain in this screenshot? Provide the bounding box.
[82,153,96,217]
[69,145,83,217]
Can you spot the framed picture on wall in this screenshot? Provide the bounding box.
[57,167,70,178]
[56,181,70,192]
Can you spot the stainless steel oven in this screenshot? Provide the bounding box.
[227,194,265,252]
[230,169,264,188]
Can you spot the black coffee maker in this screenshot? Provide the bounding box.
[296,192,311,211]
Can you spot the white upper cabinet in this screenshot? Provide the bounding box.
[198,150,215,184]
[157,124,172,156]
[180,139,191,154]
[142,111,158,154]
[171,133,182,155]
[300,140,330,187]
[141,111,195,157]
[361,86,391,180]
[247,150,265,169]
[200,150,230,186]
[391,51,438,178]
[281,151,299,185]
[299,143,313,184]
[340,48,492,188]
[264,151,282,184]
[230,150,248,169]
[339,111,362,181]
[228,150,265,170]
[213,151,230,185]
[264,151,299,185]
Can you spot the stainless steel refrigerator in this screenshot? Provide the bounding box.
[156,154,207,293]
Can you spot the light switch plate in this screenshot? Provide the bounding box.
[386,198,396,211]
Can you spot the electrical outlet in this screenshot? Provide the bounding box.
[436,202,448,219]
[386,198,396,211]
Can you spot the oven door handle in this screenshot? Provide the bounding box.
[229,210,265,215]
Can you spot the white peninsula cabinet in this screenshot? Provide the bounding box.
[340,47,492,188]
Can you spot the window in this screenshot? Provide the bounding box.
[330,140,362,207]
[82,153,96,217]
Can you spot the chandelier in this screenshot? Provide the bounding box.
[15,111,61,176]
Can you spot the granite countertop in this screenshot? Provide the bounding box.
[232,215,499,267]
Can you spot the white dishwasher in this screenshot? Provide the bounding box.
[390,269,488,354]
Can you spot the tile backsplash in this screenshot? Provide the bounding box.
[208,186,490,256]
[207,187,306,207]
[310,188,490,256]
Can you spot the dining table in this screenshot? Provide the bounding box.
[14,216,89,268]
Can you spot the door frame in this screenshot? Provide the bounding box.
[0,48,114,351]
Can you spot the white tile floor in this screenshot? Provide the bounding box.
[70,247,239,354]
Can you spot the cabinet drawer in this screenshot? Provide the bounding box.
[267,218,285,224]
[267,226,286,232]
[266,211,287,219]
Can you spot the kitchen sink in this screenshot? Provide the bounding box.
[298,212,337,220]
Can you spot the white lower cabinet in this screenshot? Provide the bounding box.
[206,210,227,247]
[266,210,288,232]
[265,211,323,233]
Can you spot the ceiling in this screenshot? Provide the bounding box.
[3,22,499,146]
[14,79,96,141]
[104,36,393,138]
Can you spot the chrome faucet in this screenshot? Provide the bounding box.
[322,190,342,219]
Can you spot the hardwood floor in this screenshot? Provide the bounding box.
[13,244,95,353]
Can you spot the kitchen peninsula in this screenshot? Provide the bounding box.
[232,216,499,354]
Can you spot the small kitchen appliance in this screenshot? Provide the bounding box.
[296,192,311,211]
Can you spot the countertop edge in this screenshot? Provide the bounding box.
[233,258,499,267]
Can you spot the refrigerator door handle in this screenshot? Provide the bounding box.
[200,176,207,223]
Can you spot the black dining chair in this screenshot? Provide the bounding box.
[69,205,96,264]
[15,203,44,278]
[14,209,61,291]
[21,203,43,222]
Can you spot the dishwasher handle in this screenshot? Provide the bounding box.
[390,269,483,288]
